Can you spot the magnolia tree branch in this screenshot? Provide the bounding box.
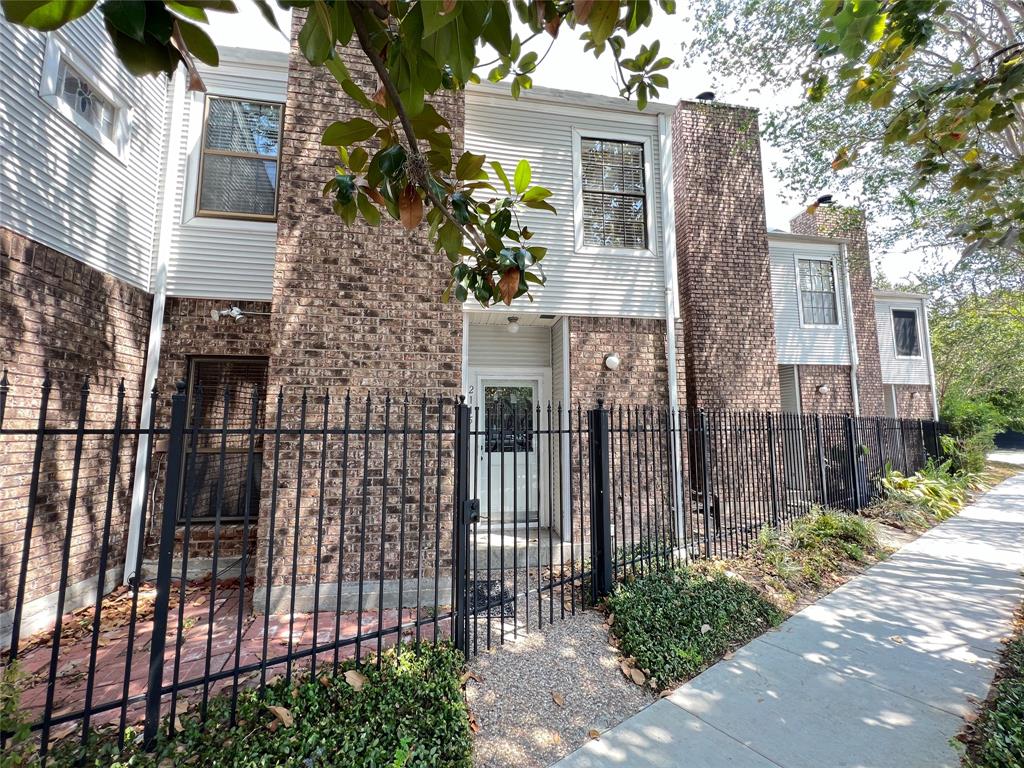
[350,0,489,254]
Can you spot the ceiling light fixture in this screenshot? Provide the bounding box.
[506,316,520,334]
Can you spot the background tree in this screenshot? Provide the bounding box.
[2,0,675,307]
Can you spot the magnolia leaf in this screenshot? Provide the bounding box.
[551,691,565,706]
[399,184,424,229]
[176,19,218,67]
[490,161,511,194]
[322,118,377,147]
[266,705,293,727]
[1,0,96,30]
[498,269,520,305]
[456,151,487,181]
[343,669,369,691]
[513,159,531,194]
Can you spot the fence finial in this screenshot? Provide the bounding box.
[175,379,186,395]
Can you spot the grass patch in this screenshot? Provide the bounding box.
[962,609,1024,768]
[606,567,784,689]
[43,644,471,768]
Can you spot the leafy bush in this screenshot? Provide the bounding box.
[1,663,34,768]
[941,391,1007,473]
[875,461,980,526]
[964,625,1024,768]
[49,644,471,768]
[606,568,783,689]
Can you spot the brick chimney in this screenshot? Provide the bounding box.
[671,101,781,411]
[790,206,885,416]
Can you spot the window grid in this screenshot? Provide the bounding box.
[580,138,647,249]
[197,96,283,220]
[798,259,839,325]
[892,309,921,357]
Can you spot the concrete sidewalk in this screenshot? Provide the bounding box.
[553,473,1024,768]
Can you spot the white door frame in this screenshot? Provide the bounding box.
[467,366,552,527]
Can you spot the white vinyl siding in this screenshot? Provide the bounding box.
[875,296,931,384]
[467,324,552,369]
[466,87,667,318]
[769,239,851,365]
[1,18,167,289]
[162,49,287,299]
[779,365,800,414]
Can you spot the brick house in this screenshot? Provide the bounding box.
[0,12,938,639]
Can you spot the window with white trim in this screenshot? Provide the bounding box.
[579,138,647,249]
[197,96,283,219]
[892,309,921,357]
[56,59,116,138]
[797,258,839,325]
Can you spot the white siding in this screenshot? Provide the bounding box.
[779,365,800,413]
[0,18,167,289]
[162,49,287,299]
[769,239,851,365]
[465,87,667,318]
[467,324,552,368]
[875,296,930,384]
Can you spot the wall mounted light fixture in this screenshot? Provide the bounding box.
[816,384,831,395]
[604,352,621,371]
[210,306,271,323]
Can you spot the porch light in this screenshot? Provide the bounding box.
[817,384,830,395]
[604,352,621,371]
[211,306,245,323]
[507,316,520,334]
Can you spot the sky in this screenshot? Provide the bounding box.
[205,2,922,282]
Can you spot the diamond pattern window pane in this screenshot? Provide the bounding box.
[57,59,116,138]
[580,138,647,248]
[798,259,839,325]
[204,98,281,157]
[199,155,278,216]
[892,310,921,356]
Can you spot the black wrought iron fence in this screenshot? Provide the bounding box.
[0,370,943,761]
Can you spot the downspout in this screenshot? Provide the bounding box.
[921,296,940,420]
[657,113,685,543]
[839,243,861,416]
[124,67,185,584]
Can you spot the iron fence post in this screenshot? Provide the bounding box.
[875,417,886,470]
[814,414,827,506]
[453,397,473,655]
[144,380,187,747]
[844,415,861,512]
[588,401,613,600]
[766,413,781,528]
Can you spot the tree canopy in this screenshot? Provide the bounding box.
[2,0,675,307]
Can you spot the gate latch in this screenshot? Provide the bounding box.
[462,499,480,526]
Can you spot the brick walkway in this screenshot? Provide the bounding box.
[13,579,450,738]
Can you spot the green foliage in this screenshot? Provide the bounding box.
[786,507,879,582]
[606,567,784,688]
[1,663,35,768]
[683,1,1024,265]
[48,644,472,768]
[2,0,677,307]
[876,460,980,524]
[964,623,1024,768]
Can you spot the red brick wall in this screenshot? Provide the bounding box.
[259,15,464,597]
[790,208,886,416]
[567,316,671,408]
[1,228,151,630]
[671,101,781,412]
[798,364,855,415]
[893,384,934,419]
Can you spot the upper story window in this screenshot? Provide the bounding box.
[579,138,647,249]
[39,36,130,161]
[892,308,921,357]
[797,258,839,326]
[196,97,283,220]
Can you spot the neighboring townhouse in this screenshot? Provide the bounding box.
[0,12,936,635]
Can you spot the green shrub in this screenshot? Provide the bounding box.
[49,644,471,768]
[1,663,34,768]
[877,461,979,524]
[941,392,1006,473]
[965,628,1024,768]
[606,568,783,688]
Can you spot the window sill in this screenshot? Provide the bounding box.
[574,244,656,259]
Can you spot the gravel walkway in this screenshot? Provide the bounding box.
[466,608,653,768]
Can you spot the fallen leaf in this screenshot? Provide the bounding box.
[723,651,735,660]
[700,623,712,635]
[173,716,185,734]
[267,705,293,727]
[550,731,562,745]
[963,711,978,724]
[193,595,207,606]
[551,691,565,706]
[658,689,673,699]
[889,635,905,644]
[629,667,646,686]
[607,613,615,627]
[469,714,482,734]
[344,669,369,691]
[587,728,601,740]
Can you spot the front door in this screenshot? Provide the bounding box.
[476,377,542,525]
